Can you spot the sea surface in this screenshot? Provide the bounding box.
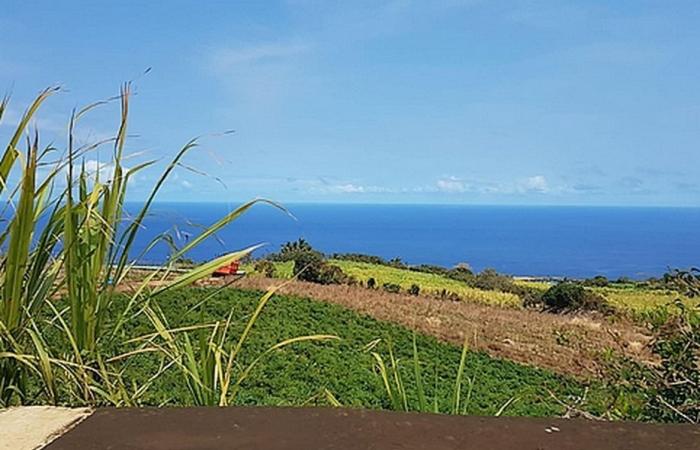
[127,203,700,279]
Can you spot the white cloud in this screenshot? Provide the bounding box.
[519,175,549,193]
[436,176,467,193]
[335,183,365,193]
[77,159,133,183]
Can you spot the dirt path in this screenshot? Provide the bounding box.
[224,276,653,378]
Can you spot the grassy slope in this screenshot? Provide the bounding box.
[247,260,521,307]
[250,260,694,314]
[111,287,588,416]
[515,280,696,315]
[330,260,521,307]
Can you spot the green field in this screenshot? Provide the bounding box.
[248,260,696,314]
[62,287,591,415]
[247,260,521,307]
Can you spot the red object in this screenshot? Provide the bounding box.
[213,260,240,277]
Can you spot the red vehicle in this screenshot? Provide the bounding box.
[212,260,241,277]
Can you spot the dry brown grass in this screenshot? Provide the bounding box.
[222,276,654,379]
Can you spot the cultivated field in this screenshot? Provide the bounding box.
[232,276,653,378]
[46,287,589,416]
[249,260,696,315]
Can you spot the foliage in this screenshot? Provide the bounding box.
[317,264,353,285]
[593,286,695,316]
[643,301,700,423]
[367,277,377,289]
[108,288,591,414]
[0,86,279,406]
[382,283,401,294]
[408,284,421,296]
[293,250,352,284]
[582,275,609,287]
[599,300,699,423]
[270,238,319,262]
[292,250,325,282]
[137,290,336,406]
[332,253,387,265]
[542,282,610,313]
[369,336,518,415]
[331,260,521,307]
[254,260,277,278]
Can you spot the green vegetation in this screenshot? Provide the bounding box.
[542,283,609,313]
[253,243,698,318]
[0,87,293,407]
[593,287,693,315]
[330,260,521,306]
[248,256,698,316]
[51,287,587,416]
[2,89,695,423]
[371,335,517,415]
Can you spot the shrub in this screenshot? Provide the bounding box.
[601,300,699,423]
[366,277,377,289]
[471,268,513,292]
[382,283,401,294]
[293,251,325,283]
[410,264,450,277]
[521,289,545,309]
[616,276,634,285]
[272,238,319,262]
[583,275,609,287]
[388,257,407,269]
[542,282,609,313]
[332,253,386,265]
[645,301,700,423]
[317,264,351,285]
[408,284,421,296]
[448,263,474,282]
[254,260,276,278]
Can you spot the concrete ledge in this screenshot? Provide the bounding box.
[41,407,700,450]
[0,406,92,450]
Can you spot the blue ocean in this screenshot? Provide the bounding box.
[128,203,700,279]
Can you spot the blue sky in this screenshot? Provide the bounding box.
[1,1,699,206]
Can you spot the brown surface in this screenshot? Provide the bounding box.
[47,407,700,450]
[223,276,652,378]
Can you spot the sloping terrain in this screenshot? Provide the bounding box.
[229,276,653,378]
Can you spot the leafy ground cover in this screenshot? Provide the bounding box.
[51,287,592,416]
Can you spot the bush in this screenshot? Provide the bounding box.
[317,264,351,285]
[408,284,421,296]
[291,249,350,285]
[601,300,699,423]
[332,253,386,265]
[521,289,545,309]
[583,275,609,287]
[254,260,276,278]
[542,282,609,313]
[448,263,474,282]
[366,277,377,289]
[645,302,700,422]
[382,283,401,294]
[293,251,325,283]
[388,257,407,269]
[471,268,513,292]
[409,264,450,277]
[272,238,319,262]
